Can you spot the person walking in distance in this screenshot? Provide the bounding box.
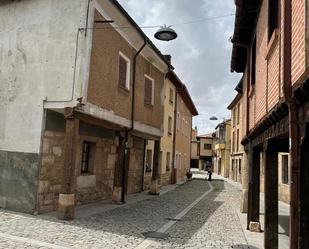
[207,166,212,181]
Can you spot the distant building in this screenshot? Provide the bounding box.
[213,120,231,178]
[145,71,198,187]
[174,79,198,182]
[190,132,214,170]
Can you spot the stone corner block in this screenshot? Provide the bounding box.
[112,186,123,204]
[149,179,160,195]
[249,221,261,233]
[58,193,75,220]
[0,196,6,208]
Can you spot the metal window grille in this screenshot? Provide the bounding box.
[81,141,91,173]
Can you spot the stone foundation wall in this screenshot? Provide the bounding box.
[143,172,152,190]
[38,129,119,213]
[0,150,39,213]
[76,136,118,205]
[38,131,66,213]
[127,137,144,194]
[160,172,172,186]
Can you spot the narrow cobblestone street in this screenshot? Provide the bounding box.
[0,175,253,249]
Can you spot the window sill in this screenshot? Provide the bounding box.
[119,85,130,94]
[265,29,279,60]
[80,172,94,176]
[144,102,154,108]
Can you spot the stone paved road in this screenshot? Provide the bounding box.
[0,176,253,249]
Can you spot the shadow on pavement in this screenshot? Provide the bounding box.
[0,178,245,248]
[279,214,290,236]
[149,179,246,247]
[233,244,260,249]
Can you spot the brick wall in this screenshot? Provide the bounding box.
[291,0,306,85]
[87,10,164,130]
[248,0,284,129]
[246,0,306,130]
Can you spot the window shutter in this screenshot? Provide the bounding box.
[119,56,127,88]
[144,77,153,105]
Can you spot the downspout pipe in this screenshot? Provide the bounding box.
[129,37,147,133]
[121,37,147,203]
[172,85,178,184]
[282,1,299,249]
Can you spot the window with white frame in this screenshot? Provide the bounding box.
[144,75,154,105]
[118,52,130,90]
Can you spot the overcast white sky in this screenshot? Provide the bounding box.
[118,0,241,135]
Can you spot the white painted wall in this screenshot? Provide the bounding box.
[0,0,90,153]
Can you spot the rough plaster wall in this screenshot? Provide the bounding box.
[175,94,192,182]
[200,138,213,157]
[0,0,88,153]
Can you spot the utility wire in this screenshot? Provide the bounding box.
[90,10,259,30]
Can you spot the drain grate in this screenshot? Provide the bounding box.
[142,231,169,239]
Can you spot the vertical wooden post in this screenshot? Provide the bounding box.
[247,143,261,231]
[300,124,309,249]
[264,140,278,249]
[290,100,300,249]
[150,140,160,194]
[251,148,261,228]
[240,147,249,213]
[247,142,253,229]
[112,134,125,204]
[58,107,79,220]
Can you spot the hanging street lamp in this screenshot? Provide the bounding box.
[154,25,178,41]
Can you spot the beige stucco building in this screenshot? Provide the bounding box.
[159,76,177,185]
[213,120,231,178]
[174,83,198,182]
[227,81,244,184]
[145,71,198,186]
[0,0,173,217]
